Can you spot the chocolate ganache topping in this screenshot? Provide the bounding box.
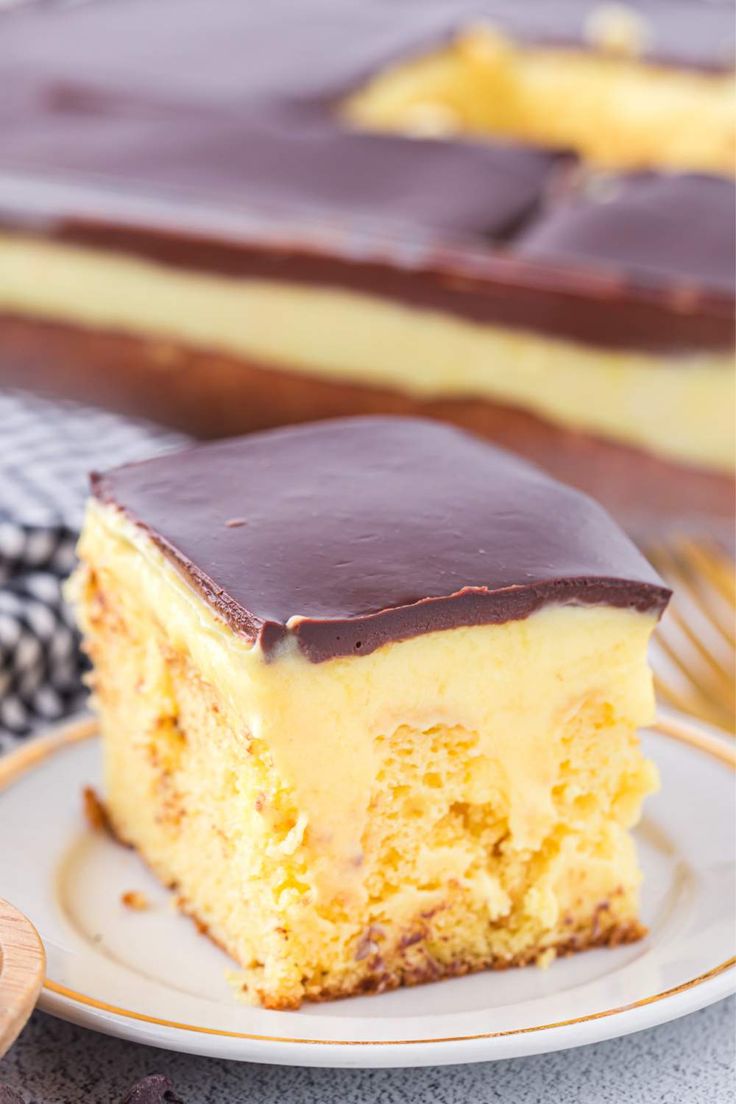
[0,0,733,353]
[91,417,671,662]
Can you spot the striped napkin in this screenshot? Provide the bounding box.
[0,389,187,749]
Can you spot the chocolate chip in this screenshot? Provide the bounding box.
[120,1074,184,1104]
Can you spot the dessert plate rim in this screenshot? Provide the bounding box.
[0,710,734,1068]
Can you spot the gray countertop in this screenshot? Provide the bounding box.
[1,997,734,1104]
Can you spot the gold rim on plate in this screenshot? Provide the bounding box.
[0,712,733,1048]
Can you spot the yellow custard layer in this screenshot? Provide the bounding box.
[70,501,660,1007]
[344,24,736,174]
[1,234,733,472]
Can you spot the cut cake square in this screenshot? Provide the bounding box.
[70,416,670,1008]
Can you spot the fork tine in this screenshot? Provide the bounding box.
[649,543,735,650]
[654,624,734,723]
[652,672,731,731]
[646,538,735,734]
[673,540,736,646]
[678,538,736,605]
[666,604,735,689]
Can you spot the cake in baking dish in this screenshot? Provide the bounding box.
[70,416,670,1008]
[0,0,733,530]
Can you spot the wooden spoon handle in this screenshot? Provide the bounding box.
[0,899,45,1058]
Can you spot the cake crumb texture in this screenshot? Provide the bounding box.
[71,499,660,1008]
[121,890,150,912]
[345,22,736,173]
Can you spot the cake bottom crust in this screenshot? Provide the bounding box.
[185,896,647,1011]
[1,312,732,534]
[102,800,646,1011]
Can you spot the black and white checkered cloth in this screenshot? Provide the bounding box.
[0,389,188,750]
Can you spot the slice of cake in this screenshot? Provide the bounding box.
[70,416,670,1009]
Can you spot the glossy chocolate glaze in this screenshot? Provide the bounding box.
[91,417,671,661]
[1,164,729,353]
[4,313,732,532]
[516,173,736,294]
[0,0,733,353]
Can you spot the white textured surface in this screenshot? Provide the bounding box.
[1,999,734,1102]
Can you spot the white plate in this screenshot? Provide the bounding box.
[0,713,733,1068]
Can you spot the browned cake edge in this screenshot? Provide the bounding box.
[1,312,731,532]
[96,797,645,1010]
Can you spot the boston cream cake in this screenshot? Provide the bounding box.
[70,416,670,1009]
[345,6,736,174]
[0,0,734,531]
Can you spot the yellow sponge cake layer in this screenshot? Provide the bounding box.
[1,235,732,473]
[345,24,736,174]
[70,421,668,1009]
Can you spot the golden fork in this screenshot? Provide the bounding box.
[647,538,735,734]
